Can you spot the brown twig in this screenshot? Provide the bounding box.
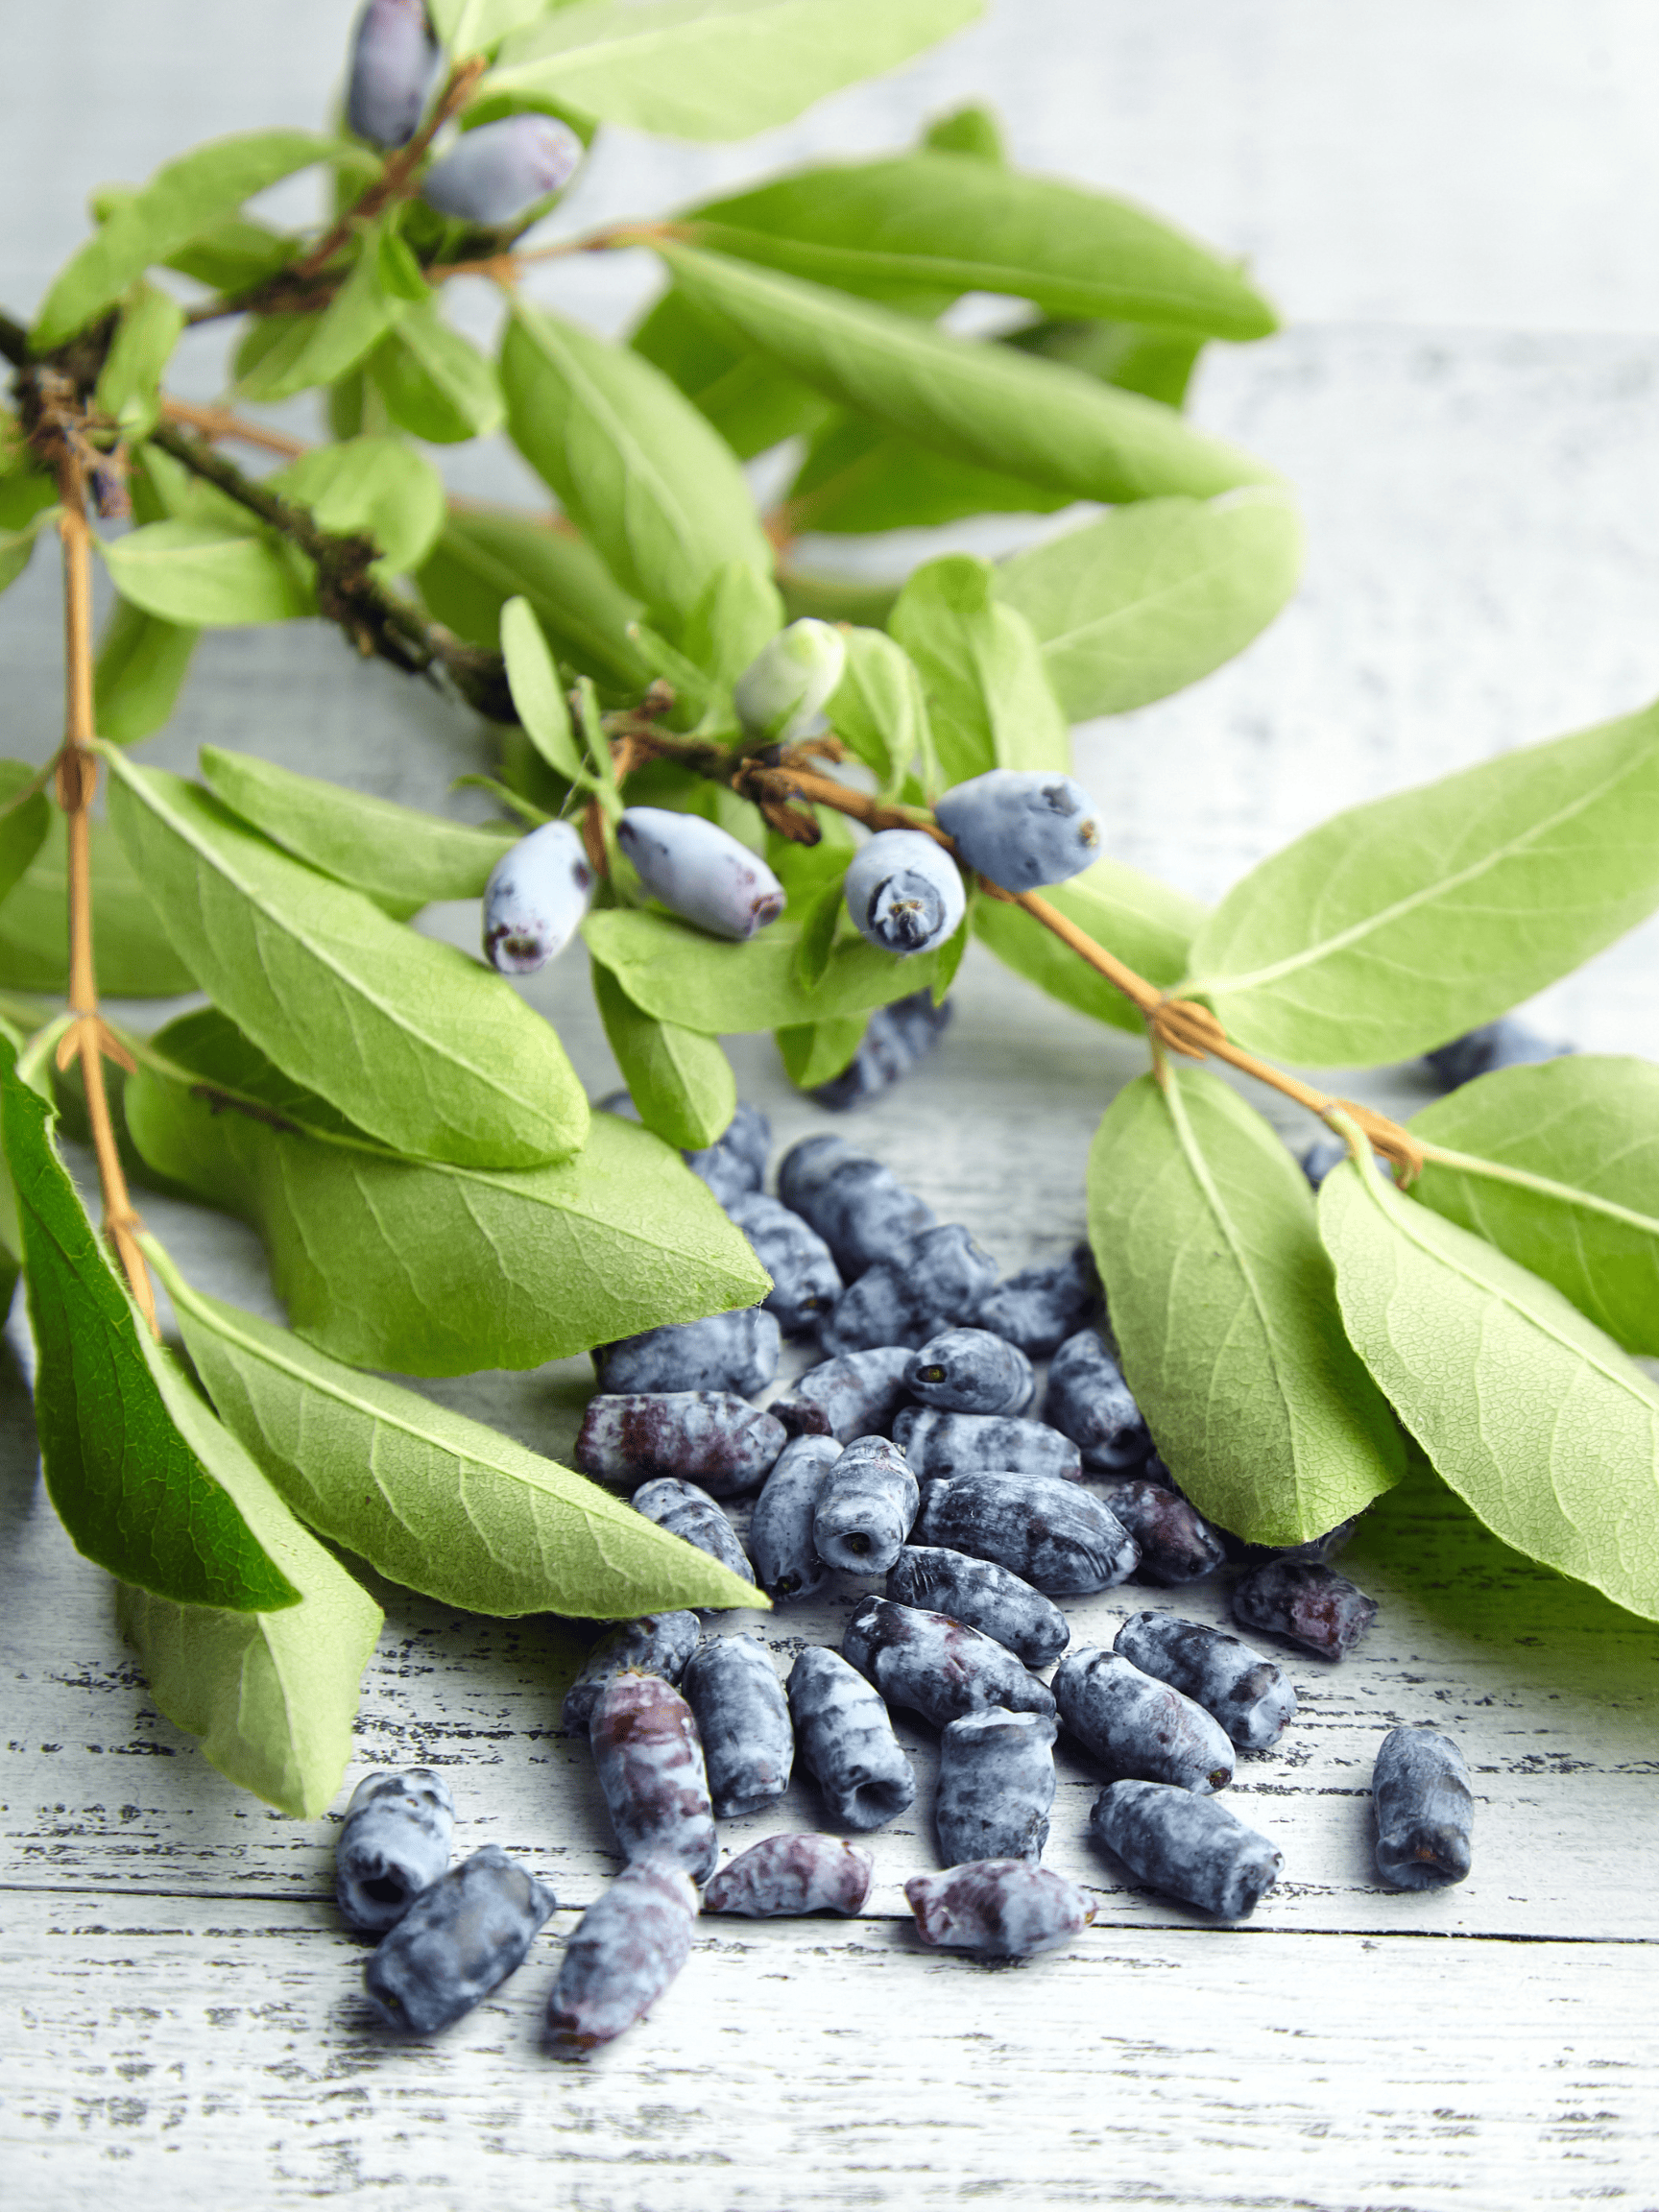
[158,396,309,458]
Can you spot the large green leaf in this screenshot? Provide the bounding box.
[972,856,1204,1035]
[1008,316,1206,410]
[416,511,652,694]
[100,518,315,627]
[32,131,338,348]
[592,960,738,1150]
[267,435,446,575]
[887,555,1069,783]
[91,284,184,442]
[94,599,200,743]
[0,1039,299,1612]
[783,409,1066,535]
[0,762,51,911]
[125,1009,770,1376]
[236,224,429,403]
[993,490,1305,721]
[631,286,830,459]
[368,304,505,444]
[826,627,932,787]
[501,301,772,623]
[150,1246,762,1617]
[1320,1150,1659,1623]
[488,0,983,139]
[683,155,1276,338]
[1409,1057,1659,1358]
[1089,1069,1405,1544]
[1186,700,1659,1067]
[0,807,196,997]
[657,244,1280,506]
[103,754,587,1169]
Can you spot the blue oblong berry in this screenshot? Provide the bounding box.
[1096,1479,1226,1586]
[914,1472,1139,1596]
[843,829,966,957]
[935,1708,1058,1867]
[892,1407,1081,1483]
[770,1345,915,1441]
[1113,1611,1295,1753]
[617,806,786,941]
[1233,1557,1377,1660]
[336,1767,455,1933]
[1422,1018,1573,1092]
[904,1860,1094,1958]
[684,1099,771,1205]
[776,1136,934,1279]
[481,820,593,975]
[1044,1329,1152,1469]
[1091,1779,1282,1918]
[842,1595,1055,1730]
[561,1612,702,1736]
[345,0,439,149]
[886,1544,1070,1670]
[812,1434,920,1575]
[421,114,584,224]
[1372,1727,1473,1889]
[1053,1646,1235,1793]
[589,1672,718,1884]
[749,1433,843,1601]
[974,1243,1099,1358]
[680,1636,794,1819]
[631,1477,755,1592]
[809,991,952,1110]
[727,1191,843,1335]
[364,1845,554,2033]
[577,1392,784,1497]
[818,1222,998,1358]
[703,1833,874,1917]
[934,768,1101,892]
[905,1327,1035,1415]
[594,1308,781,1396]
[786,1646,916,1831]
[545,1858,699,2056]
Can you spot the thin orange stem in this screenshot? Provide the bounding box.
[158,397,309,458]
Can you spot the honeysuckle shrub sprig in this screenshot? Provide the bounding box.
[1,0,1657,1821]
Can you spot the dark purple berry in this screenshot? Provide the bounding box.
[685,1099,770,1204]
[812,1434,920,1574]
[974,1243,1099,1358]
[914,1472,1139,1596]
[1233,1557,1377,1660]
[770,1345,914,1441]
[421,114,584,226]
[576,1392,784,1497]
[786,1646,916,1831]
[1423,1018,1573,1091]
[808,991,952,1111]
[1096,1479,1226,1585]
[679,1637,793,1819]
[904,1860,1094,1958]
[886,1545,1070,1670]
[776,1136,934,1278]
[844,829,965,956]
[935,1708,1058,1868]
[905,1327,1035,1415]
[617,807,786,941]
[562,1612,701,1736]
[544,1858,698,2055]
[594,1308,780,1396]
[631,1477,755,1592]
[727,1191,843,1334]
[842,1595,1055,1730]
[1091,1780,1282,1918]
[1113,1611,1296,1753]
[934,769,1101,891]
[748,1433,842,1601]
[345,0,439,150]
[364,1846,554,2033]
[703,1833,874,1917]
[893,1407,1081,1482]
[336,1767,454,1934]
[1052,1646,1235,1794]
[1045,1329,1152,1470]
[481,821,592,974]
[589,1673,717,1885]
[1372,1727,1473,1889]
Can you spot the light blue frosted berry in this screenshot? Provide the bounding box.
[336,1767,455,1933]
[421,115,583,225]
[843,830,965,957]
[481,819,593,974]
[935,768,1101,891]
[345,0,439,150]
[618,806,786,942]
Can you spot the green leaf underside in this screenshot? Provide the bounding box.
[1320,1157,1659,1624]
[416,512,652,694]
[993,491,1306,722]
[1089,1070,1404,1545]
[592,962,738,1151]
[124,1010,770,1376]
[101,518,314,628]
[972,855,1203,1035]
[94,600,200,743]
[583,905,947,1033]
[1409,1057,1659,1358]
[0,761,51,910]
[501,303,772,625]
[33,131,338,348]
[1186,699,1659,1067]
[683,156,1276,338]
[0,807,197,998]
[151,1249,762,1618]
[236,225,430,404]
[657,244,1282,506]
[199,746,517,908]
[103,755,587,1170]
[630,286,830,460]
[488,0,984,140]
[888,555,1069,783]
[0,1040,299,1611]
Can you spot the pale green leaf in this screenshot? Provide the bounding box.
[417,511,652,694]
[972,855,1203,1036]
[777,1011,866,1089]
[1008,316,1205,410]
[92,283,184,441]
[592,961,739,1150]
[100,518,315,627]
[236,224,429,404]
[678,561,782,686]
[94,599,200,743]
[791,877,847,993]
[369,303,505,443]
[631,285,830,460]
[431,0,551,50]
[268,435,445,575]
[1090,1069,1404,1545]
[500,595,588,782]
[888,555,1069,783]
[1,503,61,596]
[0,762,51,910]
[827,627,930,787]
[0,807,197,997]
[921,103,1004,160]
[783,408,1066,535]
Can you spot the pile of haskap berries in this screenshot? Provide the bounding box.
[344,1111,1480,2056]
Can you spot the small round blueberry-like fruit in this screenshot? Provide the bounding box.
[421,114,584,225]
[842,830,965,958]
[733,620,847,743]
[935,768,1101,891]
[346,0,439,150]
[617,807,786,942]
[481,819,592,975]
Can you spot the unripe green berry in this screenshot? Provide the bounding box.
[733,619,847,744]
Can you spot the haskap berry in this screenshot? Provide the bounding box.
[748,1433,842,1601]
[1053,1646,1236,1794]
[684,1100,770,1206]
[904,1861,1094,1959]
[843,830,966,958]
[481,820,593,975]
[1233,1557,1378,1660]
[726,1191,843,1335]
[905,1327,1035,1415]
[777,1136,934,1278]
[934,768,1101,891]
[544,1858,698,2055]
[589,1673,718,1885]
[1045,1328,1152,1469]
[935,1708,1059,1868]
[1372,1727,1473,1889]
[1095,1479,1226,1585]
[594,1308,780,1397]
[562,1612,702,1735]
[817,1222,998,1358]
[1423,1018,1573,1092]
[364,1846,555,2033]
[1114,1612,1296,1753]
[893,1407,1081,1483]
[336,1767,455,1934]
[1091,1780,1283,1919]
[679,1637,794,1819]
[809,991,952,1111]
[974,1244,1099,1358]
[842,1595,1056,1729]
[617,807,786,942]
[812,1434,920,1575]
[421,114,584,224]
[732,618,847,743]
[703,1833,874,1918]
[345,0,438,148]
[631,1478,755,1592]
[769,1345,915,1440]
[887,1545,1070,1670]
[786,1646,916,1831]
[576,1392,785,1496]
[915,1472,1140,1595]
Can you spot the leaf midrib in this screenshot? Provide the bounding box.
[1416,1141,1659,1243]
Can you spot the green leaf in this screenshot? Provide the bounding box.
[678,561,783,686]
[778,565,900,630]
[236,224,430,403]
[993,489,1305,721]
[631,286,830,460]
[368,303,505,444]
[922,103,1004,160]
[94,599,200,743]
[33,131,339,348]
[888,555,1069,783]
[124,1009,770,1375]
[1320,1150,1659,1623]
[102,753,587,1169]
[972,855,1203,1036]
[930,903,971,1003]
[1408,1056,1659,1358]
[499,595,588,783]
[658,244,1280,507]
[1,503,60,596]
[826,627,929,787]
[683,155,1276,339]
[1090,1069,1405,1545]
[783,409,1067,536]
[488,0,983,139]
[149,1245,763,1617]
[1007,317,1205,411]
[591,961,738,1150]
[84,183,302,295]
[585,904,949,1034]
[791,876,847,993]
[417,511,653,694]
[266,435,445,575]
[777,1011,866,1088]
[1185,699,1659,1068]
[431,0,551,51]
[100,518,315,628]
[92,283,184,442]
[0,1037,301,1611]
[501,301,773,624]
[0,762,52,910]
[128,441,252,531]
[0,808,197,997]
